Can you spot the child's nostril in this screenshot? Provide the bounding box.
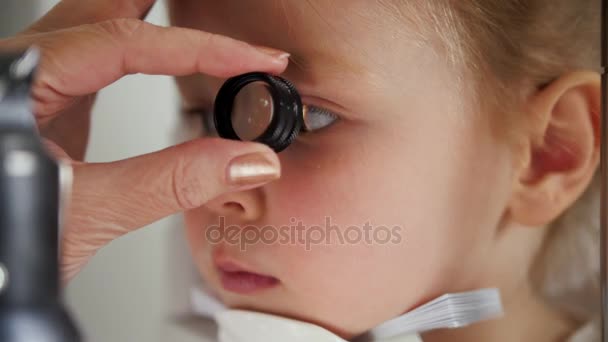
[223,202,245,212]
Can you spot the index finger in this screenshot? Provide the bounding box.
[27,19,289,120]
[23,0,156,34]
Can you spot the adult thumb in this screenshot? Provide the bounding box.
[60,137,280,282]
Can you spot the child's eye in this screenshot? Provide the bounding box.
[301,105,339,133]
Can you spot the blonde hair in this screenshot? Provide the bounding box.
[399,0,601,144]
[422,0,602,327]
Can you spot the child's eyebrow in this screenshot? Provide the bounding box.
[286,46,370,79]
[286,55,309,73]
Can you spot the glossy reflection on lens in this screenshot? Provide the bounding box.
[231,82,274,141]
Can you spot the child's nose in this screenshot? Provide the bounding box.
[203,188,266,223]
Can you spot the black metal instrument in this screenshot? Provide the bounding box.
[0,48,80,342]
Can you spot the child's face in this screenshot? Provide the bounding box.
[170,0,515,337]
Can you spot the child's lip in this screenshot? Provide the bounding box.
[219,270,280,294]
[211,246,272,277]
[214,258,261,274]
[212,247,264,274]
[213,258,280,294]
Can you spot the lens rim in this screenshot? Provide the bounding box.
[214,72,303,152]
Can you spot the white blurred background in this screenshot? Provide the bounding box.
[1,1,207,341]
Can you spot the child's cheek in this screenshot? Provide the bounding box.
[261,116,491,306]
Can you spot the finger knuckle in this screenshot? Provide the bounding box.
[97,18,145,40]
[170,152,211,210]
[202,32,228,50]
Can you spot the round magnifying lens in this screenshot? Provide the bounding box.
[231,81,274,141]
[214,72,303,152]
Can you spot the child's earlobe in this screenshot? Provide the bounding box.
[508,71,600,227]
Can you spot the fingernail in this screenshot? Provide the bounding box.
[254,45,291,61]
[227,152,280,188]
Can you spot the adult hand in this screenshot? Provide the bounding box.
[0,0,287,284]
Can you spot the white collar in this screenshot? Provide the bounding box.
[190,287,502,342]
[190,287,421,342]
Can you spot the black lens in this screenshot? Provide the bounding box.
[213,72,302,153]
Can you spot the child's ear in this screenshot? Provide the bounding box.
[508,71,600,227]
